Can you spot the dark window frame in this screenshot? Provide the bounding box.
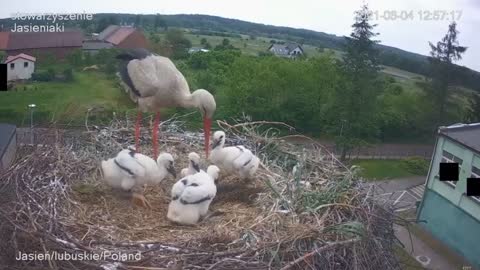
[440,150,463,187]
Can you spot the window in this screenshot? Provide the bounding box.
[24,62,28,67]
[10,63,14,69]
[441,150,463,187]
[470,165,480,202]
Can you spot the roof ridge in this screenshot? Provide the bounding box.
[439,122,480,132]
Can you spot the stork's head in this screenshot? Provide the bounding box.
[157,153,177,179]
[192,89,216,119]
[211,131,226,150]
[191,89,216,158]
[187,152,201,172]
[206,165,220,183]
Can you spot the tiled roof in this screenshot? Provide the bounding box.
[286,43,303,52]
[6,31,83,50]
[5,53,36,63]
[269,44,290,55]
[105,27,135,45]
[268,43,303,56]
[97,25,120,40]
[97,25,136,45]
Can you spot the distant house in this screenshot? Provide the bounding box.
[188,47,210,54]
[2,31,83,59]
[82,39,113,54]
[268,43,304,58]
[417,123,480,269]
[5,53,36,81]
[0,123,16,173]
[90,25,148,50]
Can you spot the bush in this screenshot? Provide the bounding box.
[401,157,429,175]
[83,52,93,66]
[31,70,55,81]
[47,68,55,78]
[63,68,74,81]
[66,49,83,67]
[104,59,116,75]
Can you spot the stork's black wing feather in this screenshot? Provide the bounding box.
[118,65,141,97]
[116,49,154,97]
[116,48,152,61]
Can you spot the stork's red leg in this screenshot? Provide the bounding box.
[135,111,142,153]
[152,111,160,159]
[204,117,212,158]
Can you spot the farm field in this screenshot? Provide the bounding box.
[155,29,342,58]
[0,71,134,125]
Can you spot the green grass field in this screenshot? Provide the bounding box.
[351,159,419,180]
[155,29,341,58]
[382,65,425,82]
[0,71,134,125]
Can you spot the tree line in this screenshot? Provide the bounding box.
[1,12,479,92]
[24,6,478,160]
[168,5,476,160]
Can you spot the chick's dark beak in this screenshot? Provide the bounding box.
[212,139,221,150]
[191,160,200,173]
[167,165,177,178]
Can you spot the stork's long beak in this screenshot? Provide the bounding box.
[204,117,212,158]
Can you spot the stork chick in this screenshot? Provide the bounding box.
[101,149,176,208]
[167,165,219,225]
[180,152,201,178]
[209,131,260,179]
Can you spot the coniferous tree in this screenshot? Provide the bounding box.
[426,22,467,127]
[331,4,381,161]
[134,15,142,28]
[154,14,166,31]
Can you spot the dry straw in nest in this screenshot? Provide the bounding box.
[0,113,404,270]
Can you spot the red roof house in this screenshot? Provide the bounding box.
[97,25,148,49]
[5,53,36,81]
[5,53,36,63]
[2,31,84,59]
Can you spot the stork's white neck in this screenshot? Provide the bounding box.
[180,93,196,109]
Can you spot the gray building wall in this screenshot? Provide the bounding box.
[0,124,17,172]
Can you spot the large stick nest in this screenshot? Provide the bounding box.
[0,113,404,270]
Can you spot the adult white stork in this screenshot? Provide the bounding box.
[116,48,216,158]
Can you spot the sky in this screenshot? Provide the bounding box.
[1,0,479,71]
